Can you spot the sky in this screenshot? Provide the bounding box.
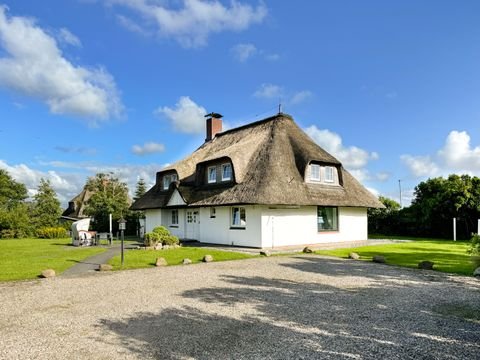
[1,0,480,207]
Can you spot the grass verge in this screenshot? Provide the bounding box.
[316,240,474,276]
[0,238,106,281]
[109,247,255,270]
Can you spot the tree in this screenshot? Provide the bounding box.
[0,169,27,209]
[368,196,401,235]
[31,178,62,228]
[0,170,30,238]
[84,173,131,232]
[134,178,147,201]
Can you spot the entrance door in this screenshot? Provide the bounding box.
[185,209,200,240]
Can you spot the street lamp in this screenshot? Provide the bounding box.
[118,218,127,266]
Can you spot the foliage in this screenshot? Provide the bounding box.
[0,202,32,238]
[144,232,161,247]
[152,226,179,245]
[36,227,68,239]
[152,226,170,236]
[83,173,131,232]
[31,178,62,228]
[134,178,147,201]
[467,233,480,255]
[0,169,28,209]
[316,239,473,275]
[108,247,255,270]
[368,196,401,234]
[0,238,105,281]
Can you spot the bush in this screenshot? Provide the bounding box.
[162,234,179,246]
[152,226,170,237]
[0,229,16,239]
[144,232,161,247]
[36,227,68,239]
[468,233,480,255]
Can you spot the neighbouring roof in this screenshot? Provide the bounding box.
[61,187,93,220]
[131,113,383,210]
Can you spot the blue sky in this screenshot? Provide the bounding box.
[1,1,480,206]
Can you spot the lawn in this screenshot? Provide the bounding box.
[316,239,474,275]
[109,247,255,270]
[0,238,106,281]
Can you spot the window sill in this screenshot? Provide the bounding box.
[317,230,339,233]
[169,225,179,228]
[230,226,246,230]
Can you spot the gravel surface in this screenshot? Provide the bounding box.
[1,255,479,359]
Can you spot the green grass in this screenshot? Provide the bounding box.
[368,234,470,242]
[0,238,106,281]
[316,240,474,275]
[109,247,255,270]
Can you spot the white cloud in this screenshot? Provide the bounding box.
[290,90,312,105]
[109,0,267,48]
[254,83,284,99]
[402,130,480,178]
[116,14,151,36]
[58,28,82,47]
[132,141,166,155]
[264,53,280,61]
[54,146,97,155]
[155,96,207,134]
[304,125,378,169]
[0,6,123,123]
[231,43,256,62]
[254,83,312,105]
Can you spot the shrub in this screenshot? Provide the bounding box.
[0,229,16,239]
[144,232,161,247]
[36,227,68,239]
[149,226,180,246]
[162,234,180,246]
[468,233,480,255]
[152,226,170,237]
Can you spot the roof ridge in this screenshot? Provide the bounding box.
[214,113,292,139]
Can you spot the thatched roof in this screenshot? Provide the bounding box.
[61,187,93,220]
[131,113,382,210]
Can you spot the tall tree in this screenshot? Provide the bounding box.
[134,178,147,201]
[368,196,401,235]
[0,169,30,237]
[31,178,62,228]
[84,173,131,232]
[0,169,27,209]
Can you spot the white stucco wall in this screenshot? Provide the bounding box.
[145,209,162,233]
[260,206,367,248]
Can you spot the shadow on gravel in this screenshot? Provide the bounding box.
[99,257,480,359]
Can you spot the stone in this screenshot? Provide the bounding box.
[372,255,386,264]
[41,269,55,278]
[303,247,313,254]
[203,255,213,263]
[348,252,360,260]
[163,245,170,250]
[155,257,167,267]
[154,244,163,250]
[260,250,271,257]
[473,267,480,277]
[99,264,113,271]
[182,258,192,265]
[418,261,434,270]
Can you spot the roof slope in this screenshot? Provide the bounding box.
[132,114,382,209]
[61,187,93,220]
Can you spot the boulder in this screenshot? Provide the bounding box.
[163,245,170,250]
[41,269,55,278]
[182,258,192,265]
[155,257,167,267]
[154,244,163,250]
[99,264,113,271]
[473,267,480,277]
[203,255,214,263]
[418,261,434,270]
[260,250,271,257]
[348,252,360,260]
[372,255,386,264]
[303,247,313,254]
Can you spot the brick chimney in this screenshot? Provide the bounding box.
[205,112,223,141]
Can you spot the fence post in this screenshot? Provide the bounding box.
[453,217,456,241]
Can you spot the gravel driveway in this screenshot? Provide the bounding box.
[1,255,479,359]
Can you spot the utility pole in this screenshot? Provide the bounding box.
[398,179,403,208]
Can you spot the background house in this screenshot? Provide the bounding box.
[131,113,382,248]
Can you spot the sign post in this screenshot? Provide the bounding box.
[118,218,127,266]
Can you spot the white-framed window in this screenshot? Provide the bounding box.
[208,166,217,183]
[222,163,232,181]
[310,164,321,181]
[171,209,179,226]
[317,207,338,231]
[210,207,216,218]
[325,166,334,183]
[231,206,246,228]
[163,173,178,190]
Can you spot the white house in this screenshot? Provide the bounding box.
[131,112,382,248]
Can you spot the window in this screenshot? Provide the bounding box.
[163,173,178,190]
[208,166,217,183]
[171,209,178,226]
[210,207,216,218]
[231,206,246,228]
[317,207,338,231]
[325,166,334,183]
[222,163,232,181]
[310,164,320,181]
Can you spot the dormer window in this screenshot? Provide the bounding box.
[208,166,217,183]
[310,164,321,181]
[222,163,232,181]
[325,166,334,183]
[163,173,178,190]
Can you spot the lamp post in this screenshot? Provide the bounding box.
[118,218,127,266]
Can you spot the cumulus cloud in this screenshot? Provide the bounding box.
[155,96,207,134]
[0,6,123,123]
[132,141,166,155]
[402,130,480,178]
[109,0,267,48]
[304,125,379,169]
[231,43,256,62]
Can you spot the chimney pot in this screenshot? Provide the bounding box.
[205,112,223,141]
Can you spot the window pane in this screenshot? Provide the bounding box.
[317,207,338,231]
[325,167,334,182]
[223,164,232,180]
[310,164,320,181]
[231,206,246,227]
[208,167,216,183]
